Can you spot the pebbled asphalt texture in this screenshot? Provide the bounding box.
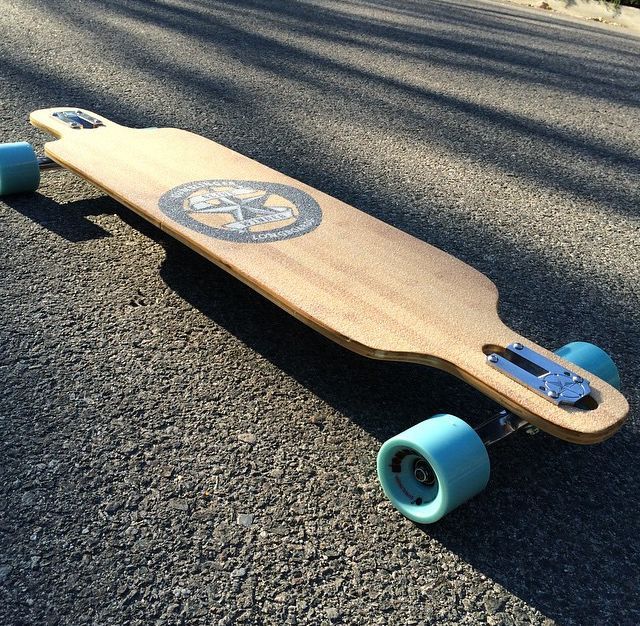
[1,0,639,624]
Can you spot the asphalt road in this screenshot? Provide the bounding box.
[1,0,638,624]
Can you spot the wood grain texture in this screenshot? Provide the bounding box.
[30,108,629,443]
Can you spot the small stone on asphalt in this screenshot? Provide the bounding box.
[237,513,255,527]
[231,567,247,578]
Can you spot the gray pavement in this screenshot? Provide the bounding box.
[1,0,639,624]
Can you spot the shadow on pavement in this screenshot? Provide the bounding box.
[2,193,114,243]
[2,0,638,622]
[153,227,638,626]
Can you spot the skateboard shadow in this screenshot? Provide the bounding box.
[426,426,640,620]
[150,228,639,625]
[2,192,114,243]
[4,168,637,625]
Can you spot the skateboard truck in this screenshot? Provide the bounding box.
[486,342,591,406]
[52,109,104,129]
[474,409,533,446]
[37,156,60,170]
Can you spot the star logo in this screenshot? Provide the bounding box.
[159,179,322,243]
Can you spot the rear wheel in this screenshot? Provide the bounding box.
[0,142,40,196]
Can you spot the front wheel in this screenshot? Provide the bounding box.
[556,341,621,390]
[0,142,40,196]
[377,414,489,524]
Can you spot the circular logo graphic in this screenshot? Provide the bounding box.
[158,179,322,243]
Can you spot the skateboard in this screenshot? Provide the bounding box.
[0,108,629,523]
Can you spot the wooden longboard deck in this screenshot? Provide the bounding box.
[30,108,628,443]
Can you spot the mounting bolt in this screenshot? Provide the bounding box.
[547,390,560,399]
[487,354,499,363]
[572,375,583,384]
[513,342,524,350]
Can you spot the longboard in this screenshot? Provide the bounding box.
[0,108,629,522]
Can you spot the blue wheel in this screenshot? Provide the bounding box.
[377,414,489,523]
[555,341,621,390]
[0,142,40,196]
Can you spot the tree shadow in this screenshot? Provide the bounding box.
[6,0,639,221]
[2,0,638,622]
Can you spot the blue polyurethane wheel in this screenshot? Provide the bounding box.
[377,414,490,524]
[556,341,621,390]
[0,142,40,196]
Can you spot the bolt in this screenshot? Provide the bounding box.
[572,375,583,384]
[547,390,560,399]
[513,342,524,350]
[487,354,499,363]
